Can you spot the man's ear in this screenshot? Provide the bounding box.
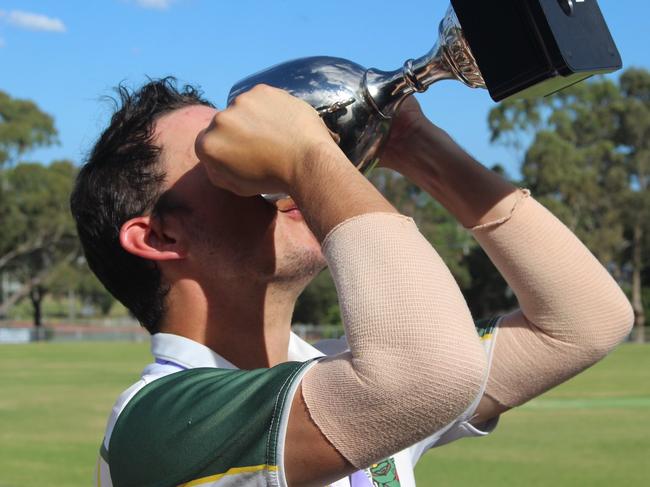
[119,215,186,261]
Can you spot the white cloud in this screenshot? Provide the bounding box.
[3,10,66,33]
[135,0,174,9]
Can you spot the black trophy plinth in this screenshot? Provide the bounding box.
[450,0,622,101]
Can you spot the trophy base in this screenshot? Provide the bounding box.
[450,0,622,101]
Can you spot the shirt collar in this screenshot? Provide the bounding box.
[151,332,325,370]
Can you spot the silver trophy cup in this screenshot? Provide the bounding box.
[228,0,621,201]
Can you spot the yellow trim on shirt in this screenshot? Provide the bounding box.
[481,333,493,341]
[179,464,279,486]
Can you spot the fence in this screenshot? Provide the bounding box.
[0,321,345,344]
[0,320,147,343]
[0,321,645,344]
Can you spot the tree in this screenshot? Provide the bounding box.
[0,161,80,331]
[370,167,519,319]
[488,68,650,342]
[294,270,341,326]
[0,92,61,314]
[49,258,116,318]
[370,168,478,288]
[0,92,73,331]
[0,91,57,167]
[617,69,650,342]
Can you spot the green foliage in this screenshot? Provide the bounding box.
[415,197,474,289]
[0,160,117,323]
[369,168,477,289]
[488,97,542,148]
[294,270,341,326]
[642,287,650,323]
[49,260,117,317]
[463,245,515,318]
[0,91,57,166]
[2,161,76,251]
[0,91,114,324]
[0,161,81,325]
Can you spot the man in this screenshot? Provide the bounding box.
[71,78,633,487]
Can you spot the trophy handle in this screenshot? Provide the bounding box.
[363,4,486,119]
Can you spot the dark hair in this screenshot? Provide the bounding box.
[70,77,213,334]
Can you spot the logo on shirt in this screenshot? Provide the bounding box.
[475,316,499,341]
[369,457,401,487]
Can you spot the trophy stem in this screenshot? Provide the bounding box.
[363,4,485,119]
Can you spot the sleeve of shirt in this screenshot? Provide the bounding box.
[106,360,316,487]
[408,316,502,464]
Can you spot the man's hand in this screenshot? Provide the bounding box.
[378,97,474,185]
[376,97,443,168]
[194,84,337,197]
[195,83,396,242]
[378,97,428,173]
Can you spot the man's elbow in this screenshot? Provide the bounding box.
[598,297,634,352]
[405,339,488,422]
[580,293,635,360]
[357,337,488,424]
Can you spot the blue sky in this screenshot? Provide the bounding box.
[1,0,648,179]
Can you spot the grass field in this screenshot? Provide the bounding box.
[0,343,648,487]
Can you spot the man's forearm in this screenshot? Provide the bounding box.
[290,142,397,242]
[397,124,633,409]
[393,123,519,228]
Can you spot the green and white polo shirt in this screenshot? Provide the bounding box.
[95,317,500,487]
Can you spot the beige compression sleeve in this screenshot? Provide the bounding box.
[470,190,634,408]
[301,212,488,469]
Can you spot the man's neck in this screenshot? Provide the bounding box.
[161,279,302,369]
